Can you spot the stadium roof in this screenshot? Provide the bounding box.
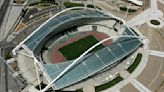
[42,27,142,89]
[24,10,110,53]
[12,7,143,91]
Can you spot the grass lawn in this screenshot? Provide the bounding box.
[76,89,83,92]
[127,53,142,73]
[64,2,84,8]
[63,2,94,8]
[150,19,160,25]
[29,0,57,6]
[95,76,123,92]
[59,35,104,60]
[4,51,12,60]
[55,88,83,92]
[119,7,137,13]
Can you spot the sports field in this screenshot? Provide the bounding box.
[59,35,104,60]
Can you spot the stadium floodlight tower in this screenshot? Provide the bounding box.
[12,7,146,92]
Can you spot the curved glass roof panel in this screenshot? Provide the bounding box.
[23,9,142,90]
[24,10,110,52]
[42,30,142,89]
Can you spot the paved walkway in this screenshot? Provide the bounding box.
[148,50,164,58]
[83,85,95,92]
[127,8,163,26]
[119,70,130,79]
[137,23,164,92]
[127,0,163,26]
[131,79,151,92]
[151,0,158,10]
[158,0,164,5]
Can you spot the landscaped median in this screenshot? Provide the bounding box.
[95,75,123,92]
[127,53,142,73]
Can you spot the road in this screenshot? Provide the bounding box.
[0,1,20,92]
[0,0,10,27]
[0,0,4,7]
[0,0,11,91]
[0,55,20,92]
[0,58,5,92]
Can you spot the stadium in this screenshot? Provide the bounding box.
[12,7,144,92]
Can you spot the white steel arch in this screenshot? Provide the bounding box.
[10,6,146,91]
[41,35,145,92]
[12,7,111,56]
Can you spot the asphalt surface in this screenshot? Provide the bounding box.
[0,58,20,92]
[0,0,10,27]
[0,0,12,91]
[0,1,20,92]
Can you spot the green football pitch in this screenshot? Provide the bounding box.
[59,35,104,60]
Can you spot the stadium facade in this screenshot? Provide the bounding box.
[12,7,144,92]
